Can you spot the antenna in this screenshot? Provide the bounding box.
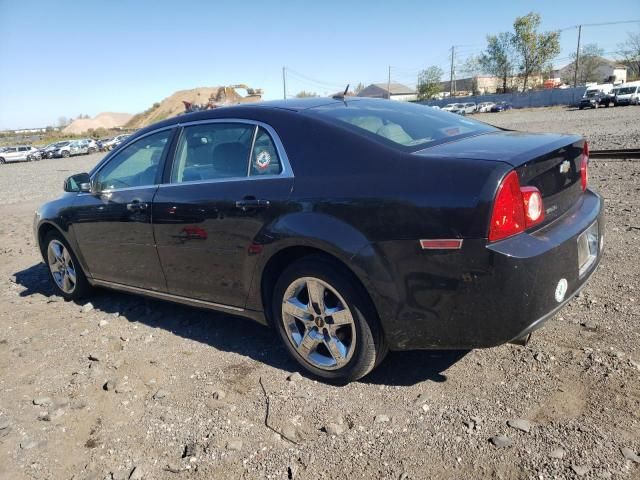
[332,84,350,100]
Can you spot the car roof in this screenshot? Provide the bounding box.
[134,97,388,134]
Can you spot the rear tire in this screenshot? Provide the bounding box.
[0,157,5,164]
[62,150,70,158]
[272,255,387,383]
[43,231,91,301]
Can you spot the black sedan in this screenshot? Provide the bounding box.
[34,98,603,382]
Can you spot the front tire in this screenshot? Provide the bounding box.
[0,157,5,164]
[272,256,387,383]
[43,231,90,301]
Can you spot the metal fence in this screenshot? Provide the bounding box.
[419,87,588,109]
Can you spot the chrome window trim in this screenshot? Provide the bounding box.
[169,118,293,181]
[86,118,293,195]
[168,121,260,184]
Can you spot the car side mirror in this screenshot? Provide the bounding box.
[64,172,92,193]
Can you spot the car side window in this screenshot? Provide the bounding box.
[171,123,255,183]
[94,130,171,191]
[250,127,282,176]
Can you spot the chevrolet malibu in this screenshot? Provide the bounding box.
[34,98,603,382]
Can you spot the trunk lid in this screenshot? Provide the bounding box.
[416,131,585,224]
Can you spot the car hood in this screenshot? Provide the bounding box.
[415,131,582,167]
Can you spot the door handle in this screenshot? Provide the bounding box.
[126,201,149,212]
[235,198,270,211]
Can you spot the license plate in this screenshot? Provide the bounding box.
[577,221,598,276]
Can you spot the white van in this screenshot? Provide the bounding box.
[614,81,640,106]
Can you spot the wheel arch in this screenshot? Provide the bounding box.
[259,245,384,336]
[37,221,65,259]
[248,212,398,332]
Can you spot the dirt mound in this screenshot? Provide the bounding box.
[125,86,260,129]
[62,112,133,134]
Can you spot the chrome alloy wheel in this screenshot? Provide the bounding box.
[47,240,77,294]
[281,277,356,370]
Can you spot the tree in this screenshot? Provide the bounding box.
[512,12,561,91]
[295,90,318,98]
[479,32,516,93]
[354,82,365,94]
[618,31,640,81]
[416,66,443,100]
[561,43,606,85]
[458,56,482,94]
[57,116,69,128]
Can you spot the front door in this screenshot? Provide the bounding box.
[152,121,293,308]
[72,129,174,290]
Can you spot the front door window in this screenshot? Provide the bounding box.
[95,130,171,191]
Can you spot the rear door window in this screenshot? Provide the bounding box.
[171,123,254,183]
[250,127,282,176]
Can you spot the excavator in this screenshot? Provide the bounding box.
[182,85,264,113]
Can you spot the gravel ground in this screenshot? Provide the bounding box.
[0,107,639,480]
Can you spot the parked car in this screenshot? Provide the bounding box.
[52,140,97,158]
[476,102,496,113]
[27,149,43,161]
[462,102,477,114]
[41,142,67,159]
[102,134,131,150]
[51,141,74,158]
[579,84,614,109]
[441,103,466,114]
[34,97,604,382]
[491,102,513,112]
[0,145,40,164]
[579,91,609,109]
[76,139,98,154]
[613,82,640,106]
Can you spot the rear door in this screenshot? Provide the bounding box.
[152,120,294,308]
[72,128,175,290]
[4,147,19,162]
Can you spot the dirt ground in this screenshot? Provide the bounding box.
[0,106,639,480]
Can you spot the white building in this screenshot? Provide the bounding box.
[357,83,417,101]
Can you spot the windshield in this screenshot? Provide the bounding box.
[309,100,497,151]
[617,87,637,95]
[585,90,599,98]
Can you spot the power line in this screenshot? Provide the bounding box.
[557,19,640,32]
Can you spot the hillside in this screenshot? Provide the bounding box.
[125,86,261,129]
[63,112,132,134]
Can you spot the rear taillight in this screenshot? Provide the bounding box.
[489,171,545,242]
[580,141,589,192]
[521,187,545,227]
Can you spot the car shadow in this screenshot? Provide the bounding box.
[13,263,467,387]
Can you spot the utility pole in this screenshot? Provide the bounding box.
[282,66,287,100]
[449,46,455,97]
[387,66,391,99]
[573,25,582,88]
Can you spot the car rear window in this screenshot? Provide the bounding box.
[309,101,497,151]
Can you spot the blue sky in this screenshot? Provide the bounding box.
[1,0,638,129]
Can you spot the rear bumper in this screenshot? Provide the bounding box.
[371,190,604,350]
